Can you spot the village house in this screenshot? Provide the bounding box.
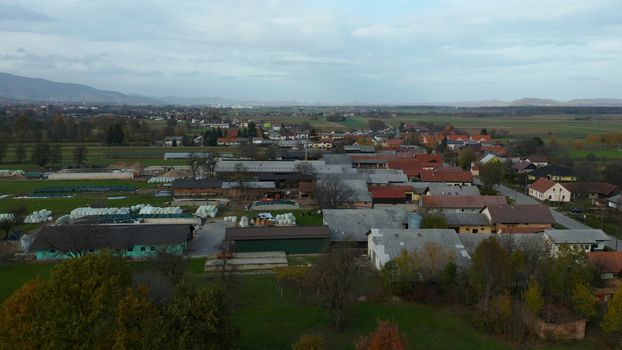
[528,177,572,202]
[369,185,415,206]
[443,212,493,234]
[608,194,622,211]
[562,182,618,201]
[322,207,409,244]
[421,195,507,213]
[588,252,622,280]
[544,229,610,256]
[419,168,474,185]
[529,165,576,182]
[224,226,331,254]
[481,204,555,233]
[31,225,192,260]
[164,136,184,147]
[367,228,471,270]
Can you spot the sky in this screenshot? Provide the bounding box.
[0,0,621,103]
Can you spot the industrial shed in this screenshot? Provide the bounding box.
[225,226,330,254]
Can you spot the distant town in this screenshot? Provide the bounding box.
[1,102,622,349]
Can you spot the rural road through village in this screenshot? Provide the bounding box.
[496,184,622,251]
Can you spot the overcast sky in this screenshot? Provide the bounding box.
[1,0,621,103]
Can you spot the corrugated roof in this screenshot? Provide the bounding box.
[485,204,555,224]
[323,208,408,241]
[369,186,413,199]
[31,224,191,252]
[544,229,610,244]
[172,179,224,189]
[422,195,506,209]
[444,212,490,226]
[225,226,330,240]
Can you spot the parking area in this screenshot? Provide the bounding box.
[187,219,234,257]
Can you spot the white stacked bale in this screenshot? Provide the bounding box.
[130,204,147,212]
[0,213,15,222]
[138,205,183,215]
[148,176,177,184]
[24,209,53,223]
[239,216,249,227]
[274,213,296,225]
[194,205,218,218]
[69,207,130,219]
[0,169,25,176]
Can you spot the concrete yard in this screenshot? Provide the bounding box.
[204,251,288,272]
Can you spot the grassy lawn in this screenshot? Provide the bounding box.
[0,260,607,349]
[569,149,622,159]
[0,263,54,300]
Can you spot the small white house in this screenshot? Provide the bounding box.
[528,177,571,202]
[544,229,610,256]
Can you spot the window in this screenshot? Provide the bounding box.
[50,249,55,253]
[89,249,94,253]
[140,247,146,252]
[473,229,479,233]
[128,247,133,252]
[150,247,155,252]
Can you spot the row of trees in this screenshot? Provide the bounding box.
[0,143,88,168]
[380,236,615,343]
[0,252,238,349]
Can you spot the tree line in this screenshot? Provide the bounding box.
[0,143,88,168]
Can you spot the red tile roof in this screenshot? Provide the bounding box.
[415,154,443,163]
[419,168,473,183]
[588,252,622,274]
[298,182,315,193]
[529,177,558,193]
[563,183,619,196]
[369,185,413,199]
[422,195,507,209]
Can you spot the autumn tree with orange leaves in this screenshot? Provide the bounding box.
[355,320,408,350]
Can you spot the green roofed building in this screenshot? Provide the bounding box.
[225,226,330,254]
[31,224,192,260]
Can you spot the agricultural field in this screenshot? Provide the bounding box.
[0,144,227,171]
[0,179,170,232]
[569,149,622,159]
[262,114,622,140]
[0,262,606,350]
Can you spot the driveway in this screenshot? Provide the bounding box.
[187,219,234,257]
[496,184,622,250]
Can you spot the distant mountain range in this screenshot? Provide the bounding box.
[1,72,622,107]
[0,72,161,105]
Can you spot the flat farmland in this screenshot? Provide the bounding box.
[569,149,622,159]
[262,115,622,139]
[0,145,227,171]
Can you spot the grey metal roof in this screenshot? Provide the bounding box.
[225,226,330,240]
[317,178,371,202]
[544,229,610,244]
[172,179,224,189]
[221,181,276,189]
[372,229,471,268]
[323,154,353,165]
[31,224,191,252]
[426,184,481,196]
[443,212,490,226]
[609,194,621,204]
[323,208,409,241]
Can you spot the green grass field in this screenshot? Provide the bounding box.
[0,144,226,171]
[569,149,622,159]
[0,262,605,350]
[261,114,622,140]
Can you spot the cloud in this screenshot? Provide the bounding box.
[0,0,620,102]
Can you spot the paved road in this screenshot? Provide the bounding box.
[496,184,622,250]
[187,219,233,257]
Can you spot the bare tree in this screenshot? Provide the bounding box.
[153,249,188,286]
[314,242,361,331]
[232,163,251,199]
[214,240,235,284]
[188,152,214,180]
[316,177,355,209]
[294,161,315,181]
